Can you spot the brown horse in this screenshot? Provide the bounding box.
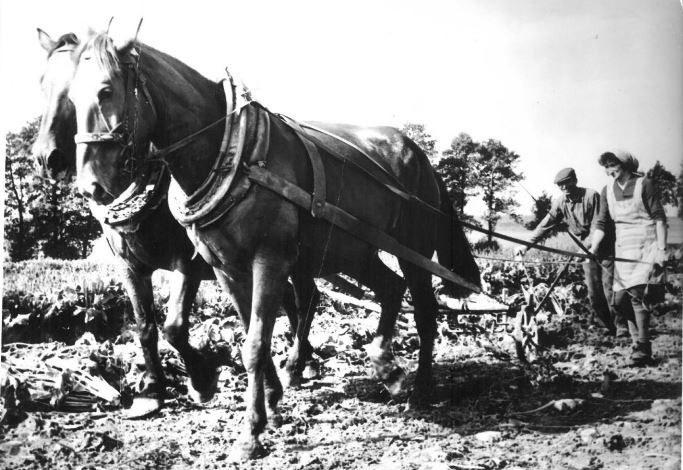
[33,29,304,419]
[33,29,317,421]
[68,32,480,459]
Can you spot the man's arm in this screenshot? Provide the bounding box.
[589,186,610,256]
[517,197,563,256]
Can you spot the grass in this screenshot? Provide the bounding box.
[2,258,228,320]
[468,226,583,265]
[2,259,120,298]
[4,219,677,317]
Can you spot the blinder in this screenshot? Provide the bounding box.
[73,57,149,169]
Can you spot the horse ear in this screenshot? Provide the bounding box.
[115,38,137,59]
[114,18,143,59]
[37,28,57,52]
[106,16,114,35]
[63,33,80,46]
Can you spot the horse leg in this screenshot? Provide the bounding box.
[282,280,299,334]
[400,262,438,405]
[214,268,284,430]
[281,279,316,371]
[283,269,318,388]
[357,254,408,396]
[120,267,165,419]
[162,271,220,403]
[232,254,290,461]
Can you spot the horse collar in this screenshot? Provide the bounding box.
[103,163,170,233]
[167,77,271,229]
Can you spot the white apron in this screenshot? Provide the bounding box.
[606,176,657,290]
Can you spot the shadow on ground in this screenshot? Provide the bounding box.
[310,358,682,438]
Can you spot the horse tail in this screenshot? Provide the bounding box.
[434,172,481,298]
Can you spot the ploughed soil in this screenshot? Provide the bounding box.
[1,264,681,470]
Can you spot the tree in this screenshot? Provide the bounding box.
[522,190,567,241]
[30,179,101,259]
[646,161,678,208]
[678,163,683,218]
[434,133,477,217]
[524,191,553,231]
[4,119,40,260]
[470,139,524,245]
[4,119,102,261]
[401,123,437,161]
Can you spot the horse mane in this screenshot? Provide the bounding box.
[74,31,225,153]
[78,32,218,98]
[76,32,125,79]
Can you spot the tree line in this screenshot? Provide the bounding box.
[402,123,681,250]
[3,120,681,261]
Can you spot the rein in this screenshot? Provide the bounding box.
[147,70,253,163]
[72,45,650,267]
[148,116,228,162]
[73,51,238,168]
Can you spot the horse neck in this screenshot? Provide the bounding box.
[142,47,226,195]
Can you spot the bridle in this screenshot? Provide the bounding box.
[72,43,242,173]
[73,53,150,177]
[70,38,253,236]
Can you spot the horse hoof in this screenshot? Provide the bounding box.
[409,384,434,408]
[187,371,219,404]
[123,396,163,420]
[409,393,432,408]
[383,366,407,397]
[229,438,266,461]
[364,339,387,366]
[302,360,322,380]
[281,370,302,389]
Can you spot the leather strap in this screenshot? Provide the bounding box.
[283,120,446,220]
[168,105,271,229]
[246,164,481,294]
[300,123,407,191]
[276,116,326,218]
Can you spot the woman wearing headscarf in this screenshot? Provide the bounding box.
[589,151,668,366]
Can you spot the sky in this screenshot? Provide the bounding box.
[1,0,681,215]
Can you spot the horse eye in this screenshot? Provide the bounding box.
[98,87,113,101]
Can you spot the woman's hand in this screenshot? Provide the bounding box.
[589,244,600,257]
[654,246,669,266]
[589,229,605,258]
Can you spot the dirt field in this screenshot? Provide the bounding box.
[1,259,681,470]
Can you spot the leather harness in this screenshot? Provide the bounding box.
[77,60,481,293]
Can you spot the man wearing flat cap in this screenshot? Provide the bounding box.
[518,167,619,336]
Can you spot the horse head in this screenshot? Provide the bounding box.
[33,29,80,180]
[69,31,156,205]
